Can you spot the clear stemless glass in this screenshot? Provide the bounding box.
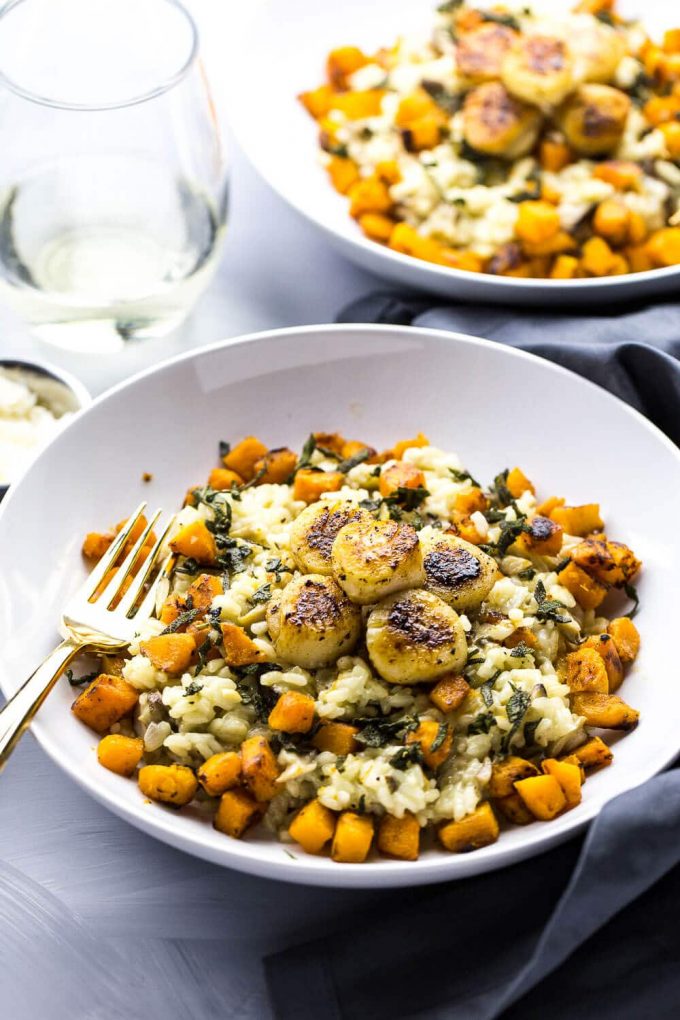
[0,0,228,351]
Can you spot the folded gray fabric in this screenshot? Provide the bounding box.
[338,292,680,445]
[265,291,680,1020]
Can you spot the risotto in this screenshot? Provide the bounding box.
[73,431,641,863]
[299,0,680,280]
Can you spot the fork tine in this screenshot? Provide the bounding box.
[94,508,164,609]
[131,550,176,622]
[116,514,176,618]
[79,502,148,600]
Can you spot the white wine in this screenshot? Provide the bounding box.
[0,155,226,351]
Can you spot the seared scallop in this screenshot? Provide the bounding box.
[290,500,373,575]
[366,589,468,684]
[462,81,542,159]
[556,83,630,156]
[569,16,625,84]
[331,518,424,605]
[420,532,498,612]
[266,574,361,669]
[501,35,574,109]
[456,23,518,84]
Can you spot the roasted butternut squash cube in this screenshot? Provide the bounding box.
[493,791,534,826]
[607,616,640,664]
[312,432,346,455]
[516,515,563,556]
[429,674,470,713]
[253,447,298,485]
[140,633,196,674]
[214,788,262,838]
[504,627,538,650]
[208,467,243,490]
[564,646,609,694]
[506,467,535,498]
[298,84,335,119]
[563,735,613,772]
[379,461,426,498]
[406,719,452,770]
[138,764,198,806]
[289,799,337,854]
[348,176,392,217]
[220,623,265,667]
[550,503,604,536]
[438,802,500,852]
[514,774,566,820]
[332,89,385,121]
[170,520,217,565]
[541,758,582,809]
[558,561,608,611]
[241,735,280,802]
[571,692,639,731]
[326,46,368,87]
[488,756,540,799]
[72,673,139,733]
[312,721,360,755]
[570,537,641,586]
[583,634,624,692]
[328,156,360,195]
[268,691,316,734]
[82,531,113,561]
[392,433,429,460]
[223,436,268,481]
[197,752,242,796]
[97,734,144,777]
[454,487,488,515]
[187,573,223,612]
[293,469,344,503]
[377,812,420,861]
[331,811,375,863]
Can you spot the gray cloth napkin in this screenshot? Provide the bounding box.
[265,291,680,1019]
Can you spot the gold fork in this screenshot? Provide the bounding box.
[0,502,175,770]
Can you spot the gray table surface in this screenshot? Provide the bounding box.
[0,99,398,1019]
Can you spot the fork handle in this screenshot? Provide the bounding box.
[0,638,81,771]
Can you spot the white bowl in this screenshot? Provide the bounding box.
[220,0,678,306]
[0,324,678,887]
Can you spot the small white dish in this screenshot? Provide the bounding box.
[219,0,678,306]
[0,357,90,499]
[0,324,678,887]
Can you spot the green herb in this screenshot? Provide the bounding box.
[436,0,462,11]
[450,467,481,488]
[467,712,495,735]
[359,497,382,513]
[479,9,520,29]
[233,668,278,722]
[185,680,203,696]
[357,794,367,814]
[355,713,418,748]
[624,581,640,619]
[383,485,430,519]
[534,579,570,624]
[492,469,513,507]
[509,642,535,660]
[480,680,495,707]
[595,9,615,26]
[161,598,203,635]
[65,667,99,687]
[291,434,317,477]
[217,538,253,575]
[327,141,349,158]
[501,684,531,752]
[218,440,230,459]
[421,80,461,115]
[523,719,540,747]
[430,722,449,753]
[390,744,424,770]
[337,447,372,473]
[553,557,571,575]
[518,567,536,581]
[251,583,272,605]
[507,188,541,203]
[194,638,213,670]
[173,556,201,576]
